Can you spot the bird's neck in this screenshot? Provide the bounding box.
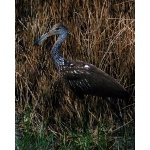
[51,33,67,69]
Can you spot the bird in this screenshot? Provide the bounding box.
[34,23,129,99]
[34,23,130,129]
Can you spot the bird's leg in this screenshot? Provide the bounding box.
[106,98,124,126]
[73,93,89,134]
[78,95,89,134]
[83,99,89,134]
[106,98,126,143]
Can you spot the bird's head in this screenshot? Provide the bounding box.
[34,23,68,45]
[51,23,68,35]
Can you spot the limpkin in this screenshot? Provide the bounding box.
[34,23,130,130]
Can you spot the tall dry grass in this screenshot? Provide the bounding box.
[16,0,134,148]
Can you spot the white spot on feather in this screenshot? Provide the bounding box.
[69,80,73,87]
[76,82,83,90]
[81,80,88,89]
[84,65,90,68]
[73,70,78,74]
[84,79,91,87]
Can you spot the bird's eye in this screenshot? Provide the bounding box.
[55,27,59,30]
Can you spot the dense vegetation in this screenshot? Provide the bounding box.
[16,0,135,149]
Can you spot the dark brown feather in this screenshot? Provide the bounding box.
[59,60,129,99]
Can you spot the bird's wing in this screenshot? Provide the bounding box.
[60,60,128,98]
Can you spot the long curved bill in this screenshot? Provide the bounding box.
[34,30,55,45]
